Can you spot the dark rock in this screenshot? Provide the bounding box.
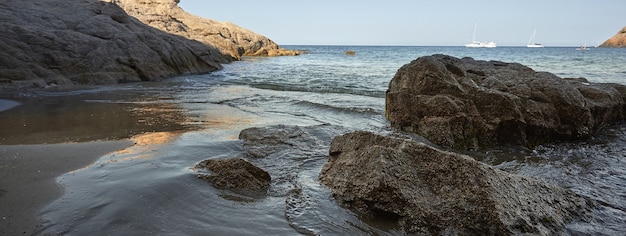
[319,131,593,235]
[0,0,229,89]
[385,54,626,150]
[196,158,271,194]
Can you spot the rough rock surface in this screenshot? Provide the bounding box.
[600,26,626,48]
[319,131,593,235]
[0,0,228,89]
[109,0,301,60]
[239,125,327,159]
[386,54,626,150]
[196,158,271,194]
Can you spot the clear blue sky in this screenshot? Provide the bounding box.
[179,0,624,47]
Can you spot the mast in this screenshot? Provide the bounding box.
[528,29,537,45]
[472,23,478,43]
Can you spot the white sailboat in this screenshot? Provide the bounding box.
[526,30,544,48]
[465,23,496,48]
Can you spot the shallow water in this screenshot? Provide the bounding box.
[8,46,624,234]
[0,87,188,144]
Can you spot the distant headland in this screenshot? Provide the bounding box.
[599,26,626,47]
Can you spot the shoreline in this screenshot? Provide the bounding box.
[0,99,21,113]
[0,140,134,235]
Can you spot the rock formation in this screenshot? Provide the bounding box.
[385,54,626,150]
[319,131,593,235]
[0,0,228,89]
[196,158,271,194]
[108,0,301,60]
[600,26,626,48]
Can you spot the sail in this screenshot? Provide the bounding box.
[527,30,544,48]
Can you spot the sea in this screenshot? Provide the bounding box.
[19,46,626,235]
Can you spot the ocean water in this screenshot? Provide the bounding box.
[37,46,626,235]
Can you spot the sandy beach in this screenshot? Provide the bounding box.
[0,140,133,235]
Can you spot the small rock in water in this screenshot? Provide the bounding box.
[196,158,271,195]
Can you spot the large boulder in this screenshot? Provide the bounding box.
[0,0,228,89]
[109,0,301,60]
[385,54,626,150]
[319,131,593,235]
[600,26,626,48]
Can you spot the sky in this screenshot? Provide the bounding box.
[178,0,625,47]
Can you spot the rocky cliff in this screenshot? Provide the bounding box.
[600,26,626,48]
[0,0,229,89]
[108,0,300,60]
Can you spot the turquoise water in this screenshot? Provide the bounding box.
[38,46,626,235]
[272,46,626,88]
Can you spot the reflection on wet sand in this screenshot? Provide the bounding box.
[132,131,181,147]
[68,131,182,174]
[186,103,258,140]
[0,95,189,145]
[112,131,182,160]
[202,105,256,129]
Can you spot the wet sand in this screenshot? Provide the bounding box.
[0,89,189,235]
[0,140,133,235]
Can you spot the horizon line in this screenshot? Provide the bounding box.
[280,44,609,48]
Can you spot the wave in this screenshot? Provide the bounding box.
[234,81,386,98]
[294,100,381,116]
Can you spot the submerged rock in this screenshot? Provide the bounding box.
[385,54,626,150]
[239,125,325,159]
[108,0,301,60]
[319,131,593,235]
[196,158,271,194]
[600,26,626,48]
[0,0,228,89]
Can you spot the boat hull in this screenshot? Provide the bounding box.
[465,41,497,48]
[527,44,544,48]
